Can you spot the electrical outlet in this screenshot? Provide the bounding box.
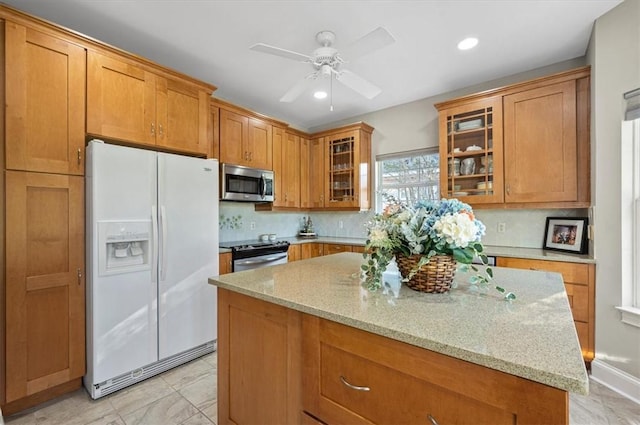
[250,221,256,230]
[339,220,344,229]
[497,222,506,233]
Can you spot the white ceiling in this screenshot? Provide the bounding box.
[6,0,622,131]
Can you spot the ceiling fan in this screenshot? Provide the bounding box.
[250,27,395,104]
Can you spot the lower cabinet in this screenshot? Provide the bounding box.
[303,316,566,425]
[288,244,302,262]
[301,243,324,259]
[218,252,232,275]
[217,288,302,425]
[217,290,568,425]
[496,257,595,363]
[3,171,85,413]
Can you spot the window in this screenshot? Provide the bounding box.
[376,148,439,212]
[619,87,640,327]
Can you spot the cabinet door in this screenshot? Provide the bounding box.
[283,132,301,208]
[218,289,302,425]
[247,118,273,170]
[5,171,85,402]
[156,77,210,155]
[301,243,323,259]
[219,252,232,275]
[439,98,504,204]
[5,22,85,175]
[325,131,361,208]
[323,244,352,255]
[219,109,248,165]
[302,138,325,209]
[503,81,577,203]
[272,126,286,208]
[288,245,302,262]
[87,51,156,145]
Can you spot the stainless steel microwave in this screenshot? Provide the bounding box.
[220,163,274,202]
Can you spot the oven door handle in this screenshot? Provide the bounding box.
[235,254,287,266]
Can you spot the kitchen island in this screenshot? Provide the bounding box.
[209,252,588,425]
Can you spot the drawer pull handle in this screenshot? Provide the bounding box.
[340,375,370,392]
[427,414,439,425]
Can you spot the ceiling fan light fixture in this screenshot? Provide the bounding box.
[457,37,479,50]
[314,91,327,99]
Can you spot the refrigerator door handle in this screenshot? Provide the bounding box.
[160,206,168,281]
[151,206,159,283]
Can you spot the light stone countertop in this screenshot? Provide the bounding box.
[220,237,595,264]
[209,252,589,395]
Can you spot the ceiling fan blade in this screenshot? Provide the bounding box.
[280,72,319,102]
[340,27,395,60]
[250,43,312,62]
[335,69,382,99]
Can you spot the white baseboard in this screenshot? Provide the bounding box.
[590,359,640,405]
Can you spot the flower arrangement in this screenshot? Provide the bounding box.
[361,197,515,300]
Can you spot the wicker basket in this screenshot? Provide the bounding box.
[396,254,457,293]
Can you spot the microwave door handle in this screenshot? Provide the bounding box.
[260,175,266,199]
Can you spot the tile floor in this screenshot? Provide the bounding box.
[4,351,640,425]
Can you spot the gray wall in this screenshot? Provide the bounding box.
[588,0,640,391]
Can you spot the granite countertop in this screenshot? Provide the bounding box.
[221,237,595,264]
[209,252,588,395]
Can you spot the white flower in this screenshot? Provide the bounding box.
[433,213,479,248]
[368,227,389,247]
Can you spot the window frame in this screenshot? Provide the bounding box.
[375,148,440,213]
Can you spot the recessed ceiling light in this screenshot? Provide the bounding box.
[314,91,328,99]
[457,37,479,50]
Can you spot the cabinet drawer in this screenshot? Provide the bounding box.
[318,343,513,425]
[497,257,589,284]
[323,244,353,255]
[565,283,588,322]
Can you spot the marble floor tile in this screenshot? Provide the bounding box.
[32,389,116,425]
[161,359,215,391]
[107,376,175,417]
[179,413,215,425]
[178,373,217,414]
[121,392,198,425]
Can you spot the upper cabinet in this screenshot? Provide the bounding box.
[87,51,213,156]
[272,127,301,208]
[300,137,326,209]
[217,105,275,170]
[5,21,86,175]
[436,66,591,209]
[303,123,373,211]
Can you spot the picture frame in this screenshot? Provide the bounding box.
[543,217,589,254]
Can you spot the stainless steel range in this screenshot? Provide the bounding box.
[219,240,290,272]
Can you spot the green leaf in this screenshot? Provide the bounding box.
[495,285,506,293]
[504,292,516,301]
[486,267,493,278]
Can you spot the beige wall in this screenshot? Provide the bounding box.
[589,0,640,387]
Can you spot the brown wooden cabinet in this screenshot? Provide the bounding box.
[272,127,301,208]
[5,21,86,175]
[301,137,326,209]
[323,244,353,255]
[303,315,567,425]
[217,288,302,425]
[87,51,212,156]
[436,66,590,209]
[219,252,232,275]
[302,123,373,211]
[4,171,85,407]
[288,244,302,262]
[218,108,273,170]
[496,257,595,364]
[301,243,324,259]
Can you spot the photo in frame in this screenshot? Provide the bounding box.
[543,217,589,254]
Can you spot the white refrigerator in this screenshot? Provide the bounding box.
[84,140,218,399]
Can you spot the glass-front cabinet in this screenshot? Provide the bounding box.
[327,133,357,206]
[438,97,503,204]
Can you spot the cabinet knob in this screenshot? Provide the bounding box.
[151,123,155,136]
[427,414,439,425]
[506,183,511,195]
[159,124,164,138]
[339,375,370,392]
[77,148,82,166]
[77,268,82,285]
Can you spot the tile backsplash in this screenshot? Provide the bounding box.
[218,201,587,249]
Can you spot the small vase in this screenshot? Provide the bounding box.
[396,254,457,293]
